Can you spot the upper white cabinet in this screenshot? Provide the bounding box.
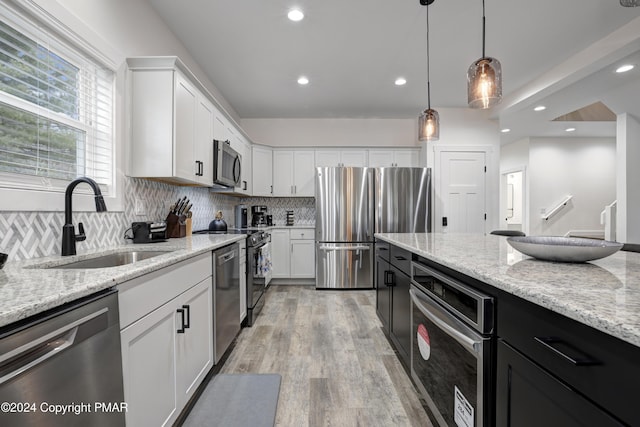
[252,145,273,196]
[368,149,421,167]
[128,57,214,186]
[235,135,252,195]
[273,150,315,197]
[315,149,368,167]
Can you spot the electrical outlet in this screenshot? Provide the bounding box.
[135,199,145,216]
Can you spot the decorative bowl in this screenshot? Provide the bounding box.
[506,236,623,263]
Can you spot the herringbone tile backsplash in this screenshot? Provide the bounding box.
[0,177,315,261]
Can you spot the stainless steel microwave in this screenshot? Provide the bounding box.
[213,139,241,188]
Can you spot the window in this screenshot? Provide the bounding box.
[0,3,114,195]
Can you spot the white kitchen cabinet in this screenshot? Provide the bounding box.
[175,281,213,410]
[270,228,291,279]
[273,150,315,197]
[252,145,273,196]
[368,149,421,167]
[120,293,178,427]
[239,238,247,322]
[315,149,368,167]
[236,135,252,195]
[290,228,315,278]
[195,97,215,184]
[118,253,213,427]
[128,57,214,186]
[270,228,315,279]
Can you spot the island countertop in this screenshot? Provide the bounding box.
[0,234,245,329]
[375,232,640,348]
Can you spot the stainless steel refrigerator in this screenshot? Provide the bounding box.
[315,166,431,289]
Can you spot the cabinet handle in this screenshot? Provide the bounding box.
[533,336,600,366]
[243,180,247,190]
[270,185,273,194]
[294,185,297,194]
[384,270,395,287]
[291,185,293,194]
[177,307,186,333]
[183,304,191,329]
[200,161,204,176]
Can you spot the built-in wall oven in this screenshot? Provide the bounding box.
[410,258,494,427]
[246,230,271,326]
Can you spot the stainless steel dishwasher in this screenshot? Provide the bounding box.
[0,289,125,427]
[213,243,240,364]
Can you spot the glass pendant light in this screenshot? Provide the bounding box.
[418,0,439,141]
[620,0,640,6]
[467,0,502,109]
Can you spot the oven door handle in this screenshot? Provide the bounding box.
[410,288,483,354]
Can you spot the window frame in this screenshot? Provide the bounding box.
[0,0,122,212]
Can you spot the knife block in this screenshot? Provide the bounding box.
[166,213,186,238]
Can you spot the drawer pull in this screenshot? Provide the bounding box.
[534,336,600,366]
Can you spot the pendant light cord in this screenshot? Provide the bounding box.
[482,0,486,58]
[426,2,431,109]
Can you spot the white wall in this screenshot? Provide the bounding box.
[528,137,616,236]
[500,138,530,232]
[51,0,240,124]
[425,108,501,232]
[616,113,640,243]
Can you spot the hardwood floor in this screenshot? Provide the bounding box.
[220,285,433,427]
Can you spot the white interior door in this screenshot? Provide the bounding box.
[437,151,486,233]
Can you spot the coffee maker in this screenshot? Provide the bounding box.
[251,205,268,227]
[235,204,248,228]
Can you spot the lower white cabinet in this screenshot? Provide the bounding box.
[270,229,291,279]
[270,228,315,279]
[118,253,213,427]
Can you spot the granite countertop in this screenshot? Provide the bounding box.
[375,232,640,348]
[0,234,245,329]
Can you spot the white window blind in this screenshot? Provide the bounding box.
[0,4,114,193]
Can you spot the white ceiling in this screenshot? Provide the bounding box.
[146,0,640,142]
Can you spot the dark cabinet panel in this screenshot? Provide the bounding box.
[498,293,640,426]
[375,253,391,332]
[496,339,623,427]
[390,263,410,364]
[375,241,412,368]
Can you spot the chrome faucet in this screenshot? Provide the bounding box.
[61,177,107,256]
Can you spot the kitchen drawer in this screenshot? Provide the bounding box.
[118,252,211,329]
[389,245,411,273]
[289,228,314,240]
[498,294,640,426]
[375,240,390,262]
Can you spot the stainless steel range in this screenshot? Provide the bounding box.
[244,230,272,326]
[194,227,272,326]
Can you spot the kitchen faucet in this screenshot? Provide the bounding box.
[61,177,107,256]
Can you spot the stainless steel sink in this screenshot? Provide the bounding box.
[50,250,173,269]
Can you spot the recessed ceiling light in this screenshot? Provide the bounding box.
[297,76,309,85]
[616,64,634,73]
[501,128,511,133]
[565,127,576,132]
[534,105,546,112]
[394,77,407,86]
[288,9,304,22]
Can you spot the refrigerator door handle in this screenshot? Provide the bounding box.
[318,245,371,251]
